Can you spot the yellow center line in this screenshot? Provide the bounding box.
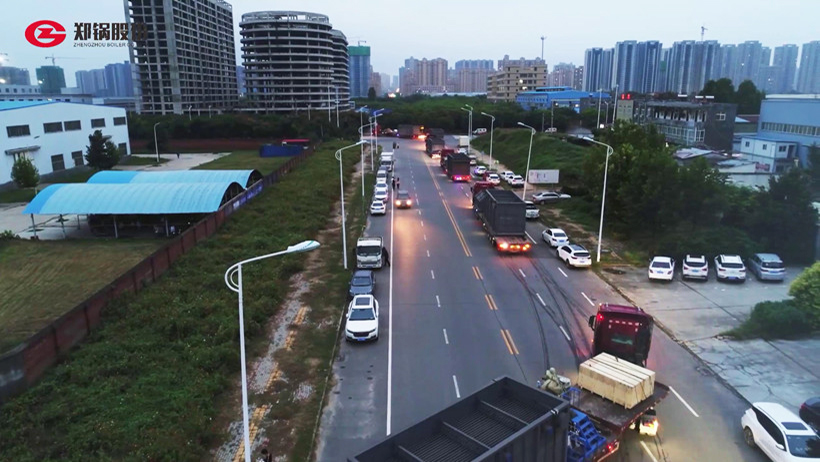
[485,294,498,311]
[504,329,520,355]
[425,161,472,257]
[500,329,514,355]
[473,266,483,280]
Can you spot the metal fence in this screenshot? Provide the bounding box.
[0,148,313,404]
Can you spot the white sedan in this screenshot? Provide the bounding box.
[345,295,379,342]
[648,256,675,281]
[509,175,525,188]
[375,183,389,195]
[531,191,571,204]
[370,200,386,215]
[542,228,569,247]
[374,189,389,203]
[486,173,501,185]
[474,166,487,177]
[557,244,592,268]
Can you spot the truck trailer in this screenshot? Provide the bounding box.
[425,136,446,156]
[473,189,531,253]
[398,124,423,139]
[445,153,472,181]
[349,377,570,462]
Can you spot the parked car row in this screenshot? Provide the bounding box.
[647,253,786,282]
[541,227,592,268]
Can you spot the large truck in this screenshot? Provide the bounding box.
[348,376,570,462]
[424,127,445,139]
[458,135,470,151]
[356,237,383,269]
[473,189,531,253]
[444,153,472,181]
[437,147,455,164]
[538,303,669,462]
[379,152,394,172]
[425,136,446,156]
[398,124,423,139]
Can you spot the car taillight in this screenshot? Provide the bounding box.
[523,244,531,250]
[499,242,509,249]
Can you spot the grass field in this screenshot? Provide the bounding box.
[0,141,359,462]
[0,240,161,352]
[194,149,293,175]
[0,170,97,204]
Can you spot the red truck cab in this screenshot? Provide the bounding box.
[588,303,654,367]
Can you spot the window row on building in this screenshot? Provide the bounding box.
[39,144,128,172]
[6,117,126,138]
[760,122,820,138]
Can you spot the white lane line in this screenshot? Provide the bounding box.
[518,268,526,278]
[436,295,441,307]
[418,210,421,215]
[431,269,435,280]
[557,267,568,278]
[669,386,700,418]
[424,234,427,241]
[525,231,537,244]
[427,250,430,257]
[581,292,595,306]
[387,176,396,436]
[639,442,659,462]
[452,375,461,398]
[421,221,424,227]
[559,326,571,342]
[536,293,547,307]
[443,329,449,345]
[465,192,470,198]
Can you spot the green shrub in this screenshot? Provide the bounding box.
[739,300,812,339]
[789,262,820,328]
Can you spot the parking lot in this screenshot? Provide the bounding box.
[601,264,820,410]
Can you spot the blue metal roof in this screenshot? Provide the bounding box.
[0,101,57,111]
[86,169,260,187]
[23,182,241,215]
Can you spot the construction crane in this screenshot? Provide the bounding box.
[357,40,367,46]
[44,54,86,66]
[700,25,708,42]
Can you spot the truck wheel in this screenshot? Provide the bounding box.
[743,427,755,447]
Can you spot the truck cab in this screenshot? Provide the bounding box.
[379,152,394,172]
[356,237,384,269]
[588,303,654,367]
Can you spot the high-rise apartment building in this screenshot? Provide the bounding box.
[400,57,449,93]
[573,66,584,90]
[657,48,671,92]
[456,68,493,93]
[35,66,65,94]
[455,60,494,70]
[104,62,134,97]
[125,0,238,115]
[733,41,766,88]
[0,66,31,86]
[236,66,245,95]
[582,48,613,91]
[716,44,737,81]
[240,11,349,112]
[796,41,820,94]
[349,45,371,98]
[771,44,798,93]
[665,41,719,94]
[75,69,106,96]
[548,63,576,88]
[613,40,663,93]
[487,64,547,102]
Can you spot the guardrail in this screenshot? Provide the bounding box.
[0,147,314,404]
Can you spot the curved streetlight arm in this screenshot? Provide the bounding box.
[224,240,321,292]
[582,136,614,263]
[517,122,537,200]
[481,112,496,166]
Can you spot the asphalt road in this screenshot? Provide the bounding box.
[316,136,767,462]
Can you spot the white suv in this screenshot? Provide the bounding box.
[715,254,746,282]
[345,295,380,342]
[542,228,569,247]
[741,402,819,461]
[509,175,525,188]
[557,244,592,268]
[486,173,501,185]
[501,171,515,183]
[682,254,708,280]
[525,201,539,219]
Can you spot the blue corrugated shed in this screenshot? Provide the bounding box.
[23,182,241,215]
[0,101,57,111]
[86,169,260,187]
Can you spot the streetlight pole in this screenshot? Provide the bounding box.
[188,105,193,121]
[371,112,383,171]
[481,111,495,166]
[583,137,614,263]
[335,86,340,128]
[517,122,536,201]
[596,88,603,128]
[153,122,161,163]
[336,141,368,269]
[612,84,619,127]
[224,240,321,462]
[359,106,368,202]
[327,85,331,122]
[463,104,473,153]
[208,105,213,118]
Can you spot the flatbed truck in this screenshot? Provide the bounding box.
[473,189,531,253]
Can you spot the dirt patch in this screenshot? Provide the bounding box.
[294,382,314,402]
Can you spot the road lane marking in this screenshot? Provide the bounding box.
[518,268,526,278]
[559,326,571,342]
[421,220,424,227]
[436,295,440,307]
[485,294,498,311]
[472,266,483,280]
[557,267,568,278]
[452,375,461,398]
[387,180,396,436]
[443,329,449,344]
[581,292,595,306]
[427,249,430,257]
[536,293,547,307]
[500,329,519,355]
[431,269,435,279]
[639,442,659,462]
[440,197,472,257]
[525,231,537,244]
[669,386,700,418]
[418,210,421,215]
[424,234,427,241]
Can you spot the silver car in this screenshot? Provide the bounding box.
[748,253,785,281]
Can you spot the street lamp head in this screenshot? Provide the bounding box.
[480,111,493,118]
[354,140,367,146]
[287,240,321,253]
[464,104,473,111]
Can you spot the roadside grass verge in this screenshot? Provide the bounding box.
[0,141,356,462]
[0,170,96,204]
[193,150,292,175]
[117,156,170,166]
[0,240,162,353]
[0,188,36,204]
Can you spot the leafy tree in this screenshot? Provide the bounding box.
[700,78,735,103]
[367,87,377,99]
[789,262,820,328]
[735,80,764,114]
[10,156,40,189]
[85,130,121,170]
[807,144,820,184]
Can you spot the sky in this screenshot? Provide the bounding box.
[2,0,818,87]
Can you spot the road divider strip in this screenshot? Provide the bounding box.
[436,295,441,307]
[536,293,547,307]
[431,269,435,280]
[427,160,472,257]
[518,268,526,278]
[485,294,498,311]
[500,329,519,355]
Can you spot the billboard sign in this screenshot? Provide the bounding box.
[528,169,559,184]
